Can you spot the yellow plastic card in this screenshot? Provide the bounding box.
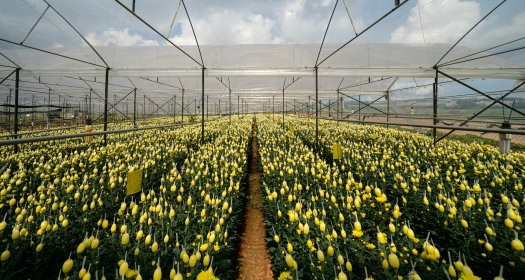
[332,144,342,160]
[126,169,143,195]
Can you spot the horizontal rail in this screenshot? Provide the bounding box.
[0,122,199,146]
[319,117,525,135]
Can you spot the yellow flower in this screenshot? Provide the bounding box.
[196,268,219,280]
[278,271,293,280]
[458,265,480,280]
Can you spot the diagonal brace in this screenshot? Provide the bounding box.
[436,79,525,143]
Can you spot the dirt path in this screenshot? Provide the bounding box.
[237,122,273,280]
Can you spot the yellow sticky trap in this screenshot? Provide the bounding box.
[332,144,342,160]
[289,127,295,134]
[126,169,143,195]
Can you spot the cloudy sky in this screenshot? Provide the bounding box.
[1,0,523,48]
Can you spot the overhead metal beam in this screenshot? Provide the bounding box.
[439,36,525,67]
[434,0,507,66]
[317,1,409,66]
[0,38,106,68]
[315,0,340,66]
[14,68,20,153]
[20,5,50,45]
[113,0,203,68]
[46,0,109,67]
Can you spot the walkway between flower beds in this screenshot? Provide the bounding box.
[237,122,273,280]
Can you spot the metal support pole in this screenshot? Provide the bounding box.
[282,88,285,128]
[433,70,438,144]
[47,89,51,128]
[307,96,310,117]
[328,99,331,118]
[143,94,146,119]
[386,91,390,129]
[14,68,19,153]
[31,95,35,124]
[206,95,208,120]
[272,95,275,119]
[229,89,232,124]
[315,67,319,149]
[103,68,109,145]
[89,88,92,118]
[181,88,184,123]
[201,67,204,143]
[358,95,361,122]
[337,90,340,120]
[7,90,11,128]
[133,88,137,128]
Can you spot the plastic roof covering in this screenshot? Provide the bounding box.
[0,0,524,111]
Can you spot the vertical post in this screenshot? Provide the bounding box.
[89,88,92,118]
[433,69,438,144]
[294,99,296,117]
[337,90,340,121]
[229,89,232,124]
[13,68,20,153]
[272,95,275,119]
[143,94,146,119]
[113,94,116,121]
[282,88,285,128]
[206,95,209,120]
[386,91,390,129]
[32,95,35,123]
[328,99,332,118]
[358,95,361,123]
[47,89,51,128]
[181,89,185,123]
[201,67,205,143]
[174,95,177,123]
[307,96,310,117]
[219,99,221,115]
[103,68,109,145]
[315,66,319,149]
[7,90,11,128]
[133,88,137,128]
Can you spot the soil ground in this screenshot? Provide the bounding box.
[237,123,273,280]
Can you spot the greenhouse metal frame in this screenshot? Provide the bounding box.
[1,0,525,152]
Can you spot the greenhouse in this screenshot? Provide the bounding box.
[1,0,525,279]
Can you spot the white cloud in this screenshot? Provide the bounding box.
[278,0,325,43]
[321,0,333,7]
[86,28,160,47]
[171,9,281,45]
[390,0,481,44]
